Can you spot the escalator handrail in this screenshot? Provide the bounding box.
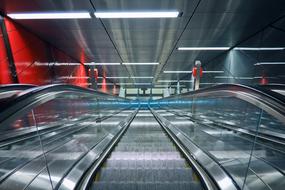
[159,84,285,122]
[162,84,284,105]
[0,84,37,93]
[258,84,285,91]
[0,84,130,126]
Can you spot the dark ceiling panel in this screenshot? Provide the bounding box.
[0,0,284,87]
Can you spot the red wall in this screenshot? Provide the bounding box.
[1,17,88,87]
[0,26,13,84]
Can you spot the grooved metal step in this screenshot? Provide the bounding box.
[91,110,204,190]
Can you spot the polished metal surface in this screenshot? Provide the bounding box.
[0,1,284,87]
[90,109,205,190]
[0,108,136,190]
[151,108,237,190]
[152,83,285,190]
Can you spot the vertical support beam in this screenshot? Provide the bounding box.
[176,81,180,94]
[0,16,18,83]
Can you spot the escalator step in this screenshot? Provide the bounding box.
[106,159,188,169]
[92,182,202,190]
[98,168,193,182]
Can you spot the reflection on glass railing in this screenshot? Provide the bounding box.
[151,88,285,190]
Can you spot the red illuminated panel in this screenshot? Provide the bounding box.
[2,17,90,88]
[0,28,13,84]
[51,47,77,82]
[4,18,52,85]
[51,48,89,87]
[70,64,88,87]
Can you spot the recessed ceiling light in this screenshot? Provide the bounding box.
[234,47,285,51]
[254,62,285,66]
[119,82,152,85]
[215,76,253,79]
[106,76,129,79]
[122,62,159,65]
[133,83,152,85]
[179,80,194,82]
[58,76,89,79]
[203,71,224,73]
[178,47,230,51]
[84,62,121,66]
[54,63,82,66]
[158,80,178,82]
[163,71,192,73]
[7,12,91,19]
[94,11,180,18]
[130,76,154,79]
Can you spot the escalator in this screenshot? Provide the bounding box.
[0,84,284,190]
[152,84,285,190]
[91,109,204,190]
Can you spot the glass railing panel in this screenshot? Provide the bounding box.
[0,110,53,189]
[243,110,285,190]
[0,86,134,190]
[30,93,131,188]
[153,88,285,190]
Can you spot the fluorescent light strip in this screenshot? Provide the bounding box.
[178,47,230,51]
[34,62,83,66]
[54,63,81,66]
[106,77,129,79]
[215,76,253,79]
[134,83,152,85]
[8,12,91,19]
[158,80,178,82]
[203,71,224,73]
[130,76,154,79]
[253,76,278,79]
[59,76,89,79]
[179,80,194,82]
[178,47,285,51]
[122,62,159,65]
[84,62,121,66]
[254,62,285,66]
[105,76,129,79]
[164,71,192,74]
[94,11,179,18]
[234,47,285,51]
[119,83,152,85]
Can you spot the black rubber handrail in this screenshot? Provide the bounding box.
[0,84,36,93]
[0,84,130,126]
[160,84,285,117]
[163,84,284,105]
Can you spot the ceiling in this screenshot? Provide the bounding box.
[0,0,285,88]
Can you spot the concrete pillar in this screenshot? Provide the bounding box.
[176,81,180,94]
